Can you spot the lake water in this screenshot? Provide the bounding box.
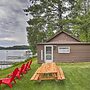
[0,50,32,69]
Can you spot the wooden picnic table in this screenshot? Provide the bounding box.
[30,63,65,81]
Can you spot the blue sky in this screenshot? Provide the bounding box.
[0,0,29,47]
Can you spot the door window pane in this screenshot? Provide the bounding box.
[46,55,52,60]
[46,47,51,54]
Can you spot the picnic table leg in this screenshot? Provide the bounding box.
[37,73,43,82]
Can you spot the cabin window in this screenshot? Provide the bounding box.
[58,46,70,53]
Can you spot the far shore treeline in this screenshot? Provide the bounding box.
[0,45,29,50]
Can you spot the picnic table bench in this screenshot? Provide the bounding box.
[30,63,65,81]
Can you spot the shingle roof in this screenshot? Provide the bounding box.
[46,31,80,42]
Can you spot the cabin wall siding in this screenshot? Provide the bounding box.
[37,45,44,63]
[53,45,90,62]
[37,44,90,63]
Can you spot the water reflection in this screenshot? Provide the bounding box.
[0,50,32,69]
[0,65,12,69]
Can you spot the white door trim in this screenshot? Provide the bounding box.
[44,45,53,63]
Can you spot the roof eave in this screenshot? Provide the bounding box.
[37,42,90,45]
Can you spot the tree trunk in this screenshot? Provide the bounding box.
[58,1,63,30]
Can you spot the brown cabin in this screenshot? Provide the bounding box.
[37,31,90,63]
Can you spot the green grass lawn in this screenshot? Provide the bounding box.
[0,58,90,90]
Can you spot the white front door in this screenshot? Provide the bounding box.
[44,45,53,63]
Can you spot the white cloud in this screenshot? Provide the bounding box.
[0,0,29,46]
[0,9,7,18]
[0,37,16,41]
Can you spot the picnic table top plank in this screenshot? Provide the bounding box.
[56,66,65,80]
[30,67,41,80]
[37,63,58,74]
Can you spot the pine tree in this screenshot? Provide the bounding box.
[24,0,78,54]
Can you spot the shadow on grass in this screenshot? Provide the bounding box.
[32,79,65,85]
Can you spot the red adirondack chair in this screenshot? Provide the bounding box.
[18,64,25,77]
[8,64,25,79]
[22,62,29,74]
[26,60,32,71]
[0,68,18,88]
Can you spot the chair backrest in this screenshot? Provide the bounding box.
[0,80,2,84]
[29,60,32,65]
[10,68,19,82]
[27,60,32,69]
[25,62,29,70]
[20,64,25,73]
